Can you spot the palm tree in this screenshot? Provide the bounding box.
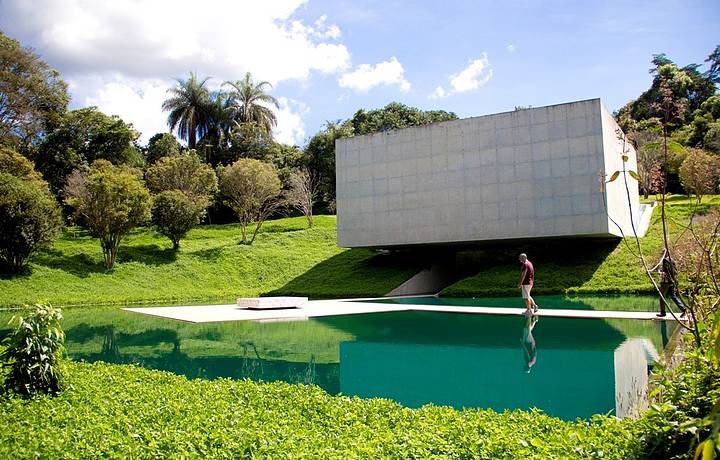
[223,72,279,133]
[162,72,213,149]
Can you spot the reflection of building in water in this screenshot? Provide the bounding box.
[614,338,658,418]
[337,330,658,420]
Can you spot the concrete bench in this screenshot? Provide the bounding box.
[236,297,309,310]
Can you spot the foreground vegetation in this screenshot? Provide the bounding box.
[442,196,720,297]
[0,360,641,459]
[0,216,421,307]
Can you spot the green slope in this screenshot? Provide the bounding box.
[0,216,420,307]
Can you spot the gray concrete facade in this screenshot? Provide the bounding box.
[336,98,643,248]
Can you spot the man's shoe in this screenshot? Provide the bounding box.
[533,305,539,313]
[656,313,666,317]
[680,310,687,317]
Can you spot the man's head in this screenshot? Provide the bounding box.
[519,253,527,262]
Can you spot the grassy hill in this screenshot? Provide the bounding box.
[2,197,717,308]
[0,216,421,308]
[441,195,720,297]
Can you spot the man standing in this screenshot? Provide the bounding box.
[519,253,539,315]
[651,249,687,317]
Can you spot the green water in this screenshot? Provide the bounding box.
[0,298,676,420]
[370,294,662,312]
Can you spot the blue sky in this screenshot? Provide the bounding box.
[1,0,718,145]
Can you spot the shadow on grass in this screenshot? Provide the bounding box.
[116,244,178,266]
[265,249,426,298]
[446,237,623,296]
[27,250,107,278]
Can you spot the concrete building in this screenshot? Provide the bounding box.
[335,98,652,248]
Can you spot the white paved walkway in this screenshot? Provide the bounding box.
[124,298,676,323]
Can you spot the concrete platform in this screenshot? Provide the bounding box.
[124,298,677,324]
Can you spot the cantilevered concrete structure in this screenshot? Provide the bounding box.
[336,99,650,248]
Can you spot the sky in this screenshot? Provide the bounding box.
[1,0,718,146]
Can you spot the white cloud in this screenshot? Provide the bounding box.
[273,97,309,146]
[429,53,493,99]
[0,0,351,143]
[0,0,351,83]
[430,86,446,100]
[507,44,515,52]
[82,77,172,144]
[338,57,411,92]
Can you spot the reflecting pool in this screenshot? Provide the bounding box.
[0,297,676,420]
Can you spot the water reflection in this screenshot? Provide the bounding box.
[0,301,676,420]
[522,314,539,373]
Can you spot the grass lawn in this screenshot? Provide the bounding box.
[442,195,720,297]
[0,216,421,308]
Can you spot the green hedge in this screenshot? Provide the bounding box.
[0,360,643,459]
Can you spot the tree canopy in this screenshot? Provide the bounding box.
[0,31,69,151]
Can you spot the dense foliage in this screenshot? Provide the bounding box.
[151,190,204,250]
[0,172,61,274]
[0,360,642,459]
[0,31,69,151]
[0,303,65,396]
[35,107,143,195]
[65,161,151,269]
[145,132,181,164]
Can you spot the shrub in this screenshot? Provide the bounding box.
[679,148,720,203]
[146,132,181,164]
[0,303,65,396]
[0,146,44,181]
[0,172,62,274]
[151,190,204,249]
[65,160,151,269]
[145,152,217,207]
[219,158,282,244]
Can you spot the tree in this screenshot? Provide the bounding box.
[35,107,142,195]
[286,168,317,228]
[65,161,151,269]
[145,153,217,207]
[628,120,664,198]
[151,190,203,250]
[146,153,217,249]
[0,31,69,150]
[0,146,43,181]
[162,72,213,149]
[223,72,279,133]
[679,148,720,203]
[304,121,354,211]
[347,102,458,135]
[219,158,282,244]
[0,172,61,274]
[145,133,181,164]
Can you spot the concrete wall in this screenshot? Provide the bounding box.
[336,98,640,248]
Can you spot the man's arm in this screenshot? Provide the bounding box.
[519,266,526,286]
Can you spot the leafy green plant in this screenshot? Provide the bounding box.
[0,172,62,274]
[0,360,643,459]
[1,303,65,396]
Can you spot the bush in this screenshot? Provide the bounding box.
[0,303,65,396]
[65,160,151,269]
[0,172,62,274]
[0,360,641,458]
[640,348,720,459]
[151,190,204,249]
[0,146,44,181]
[145,152,217,207]
[679,148,720,202]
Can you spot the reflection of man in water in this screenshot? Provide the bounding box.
[522,315,538,373]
